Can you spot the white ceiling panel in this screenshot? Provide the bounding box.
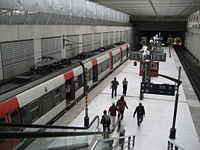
[89,0,200,21]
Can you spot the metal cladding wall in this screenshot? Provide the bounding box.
[0,25,133,81]
[64,35,79,58]
[0,0,130,25]
[41,37,62,61]
[186,11,200,62]
[82,34,92,52]
[110,32,115,44]
[0,40,34,79]
[103,32,109,46]
[94,33,101,50]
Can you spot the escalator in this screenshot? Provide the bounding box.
[0,116,136,150]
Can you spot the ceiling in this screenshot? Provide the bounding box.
[89,0,200,21]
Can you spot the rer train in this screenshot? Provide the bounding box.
[0,42,129,126]
[173,37,182,46]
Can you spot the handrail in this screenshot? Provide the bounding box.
[167,140,185,150]
[91,135,136,150]
[0,131,105,139]
[0,115,99,130]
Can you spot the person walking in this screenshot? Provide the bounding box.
[108,102,118,129]
[133,103,145,126]
[122,78,128,96]
[100,110,111,132]
[117,96,128,120]
[111,77,119,98]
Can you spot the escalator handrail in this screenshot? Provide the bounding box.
[0,118,123,139]
[0,131,106,139]
[0,115,99,130]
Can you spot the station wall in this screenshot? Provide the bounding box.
[0,25,133,81]
[185,11,200,62]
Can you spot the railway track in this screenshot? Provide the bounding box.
[175,46,200,101]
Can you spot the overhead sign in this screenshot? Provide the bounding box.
[152,52,166,62]
[153,37,163,41]
[130,51,143,61]
[141,82,175,96]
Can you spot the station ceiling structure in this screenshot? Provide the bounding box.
[89,0,200,21]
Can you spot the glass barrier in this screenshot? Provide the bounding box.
[0,115,100,150]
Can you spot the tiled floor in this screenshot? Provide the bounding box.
[65,47,200,150]
[27,47,200,150]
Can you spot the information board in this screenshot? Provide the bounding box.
[130,51,143,61]
[141,82,175,96]
[152,52,166,62]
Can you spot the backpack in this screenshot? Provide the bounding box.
[100,116,105,124]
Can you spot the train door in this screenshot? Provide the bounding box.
[0,115,10,150]
[120,48,123,62]
[65,79,75,102]
[93,64,98,82]
[109,52,113,70]
[126,47,129,58]
[0,109,21,150]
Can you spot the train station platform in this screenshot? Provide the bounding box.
[26,47,200,150]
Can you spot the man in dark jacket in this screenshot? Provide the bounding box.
[122,78,128,96]
[111,77,119,98]
[101,110,111,132]
[133,103,145,126]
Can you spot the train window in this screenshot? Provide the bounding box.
[89,69,93,81]
[54,87,61,105]
[30,99,40,122]
[0,117,6,131]
[10,110,20,123]
[74,74,83,91]
[55,87,61,97]
[41,92,53,114]
[0,117,6,123]
[106,59,109,68]
[101,62,104,73]
[113,56,115,63]
[98,64,101,74]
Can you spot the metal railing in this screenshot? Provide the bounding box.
[91,135,136,150]
[167,140,185,150]
[0,115,99,131]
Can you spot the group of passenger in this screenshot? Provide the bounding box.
[100,77,146,132]
[111,77,128,98]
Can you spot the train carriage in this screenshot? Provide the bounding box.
[0,42,130,150]
[0,42,130,125]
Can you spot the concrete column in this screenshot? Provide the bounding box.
[114,31,116,43]
[92,33,94,50]
[79,34,83,53]
[101,32,103,47]
[108,32,110,45]
[0,47,3,80]
[34,39,42,65]
[61,36,66,59]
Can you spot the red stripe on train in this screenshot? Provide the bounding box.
[0,97,19,117]
[92,59,97,65]
[109,52,113,57]
[64,70,74,80]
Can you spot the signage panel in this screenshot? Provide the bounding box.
[152,52,166,62]
[141,82,175,96]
